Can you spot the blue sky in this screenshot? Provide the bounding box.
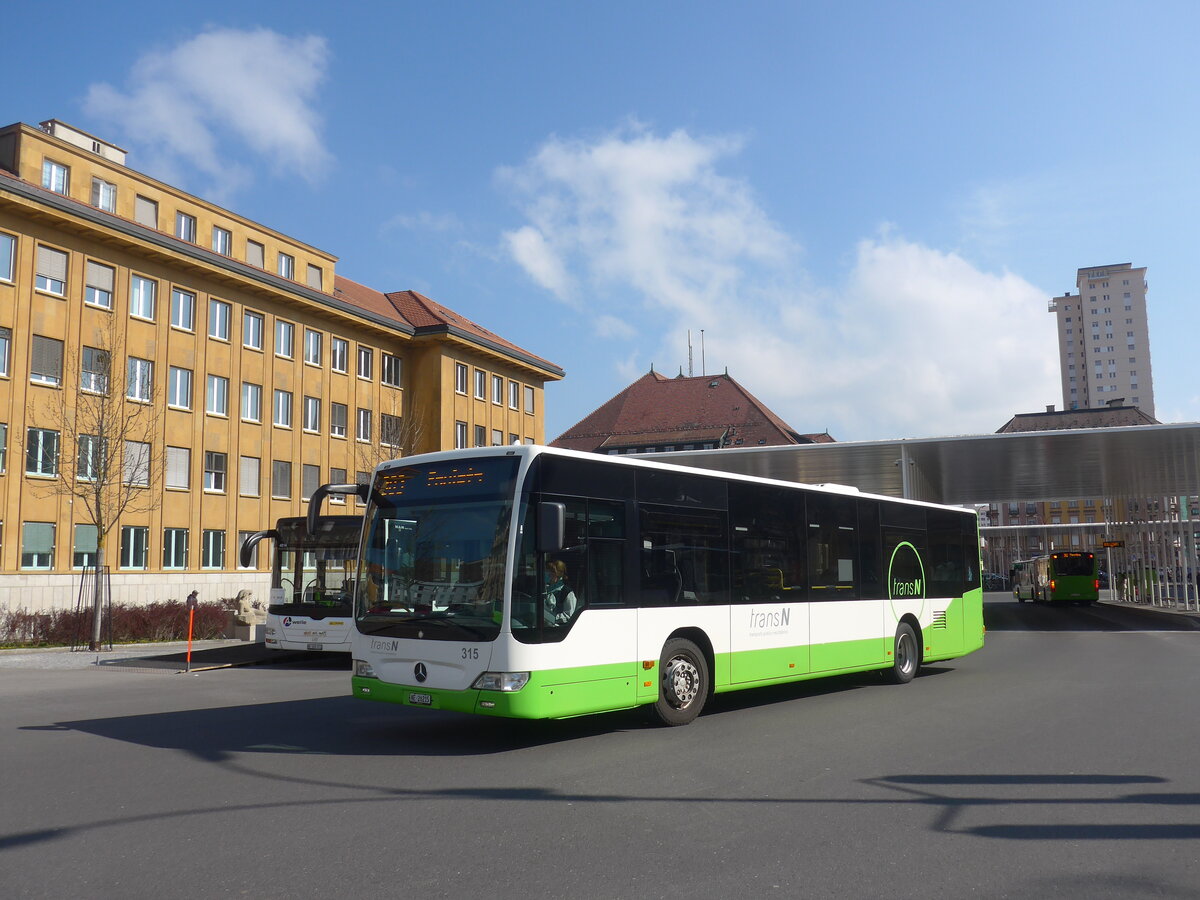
[10,1,1200,441]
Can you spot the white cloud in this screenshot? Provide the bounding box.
[85,27,331,199]
[502,126,1058,441]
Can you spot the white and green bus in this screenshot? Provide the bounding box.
[346,445,984,725]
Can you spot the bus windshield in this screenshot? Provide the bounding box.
[355,456,520,641]
[1052,553,1095,576]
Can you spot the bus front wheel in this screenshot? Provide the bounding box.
[885,622,919,684]
[652,638,709,726]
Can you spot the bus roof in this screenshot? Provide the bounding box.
[374,444,977,516]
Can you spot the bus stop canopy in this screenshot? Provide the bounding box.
[653,423,1200,505]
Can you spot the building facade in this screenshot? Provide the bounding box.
[0,119,561,611]
[1048,262,1154,417]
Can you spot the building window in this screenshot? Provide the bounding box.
[356,408,372,442]
[357,346,373,380]
[85,261,115,309]
[474,425,486,448]
[201,530,225,569]
[0,422,7,472]
[243,310,264,350]
[455,363,468,394]
[206,374,229,416]
[0,328,8,377]
[275,320,294,358]
[42,159,69,195]
[204,451,227,492]
[209,299,231,340]
[163,528,189,569]
[35,245,68,295]
[509,380,520,409]
[381,413,402,448]
[329,467,347,502]
[239,456,260,496]
[241,382,262,422]
[306,264,323,290]
[238,530,258,569]
[304,329,322,365]
[302,464,320,500]
[74,524,98,569]
[21,522,55,569]
[81,347,111,394]
[167,366,192,409]
[90,178,116,212]
[175,212,197,243]
[134,195,158,229]
[331,337,348,373]
[524,385,535,414]
[129,274,156,320]
[127,357,153,402]
[509,433,519,446]
[0,232,14,282]
[119,525,149,569]
[273,390,293,428]
[474,369,486,399]
[330,402,347,438]
[356,470,370,505]
[244,241,266,270]
[271,460,292,498]
[124,440,150,486]
[170,288,195,331]
[381,353,402,387]
[30,336,64,387]
[303,395,320,432]
[26,428,60,476]
[76,434,104,481]
[165,446,190,490]
[212,226,232,256]
[277,253,295,280]
[455,421,468,449]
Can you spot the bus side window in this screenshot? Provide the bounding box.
[807,493,857,598]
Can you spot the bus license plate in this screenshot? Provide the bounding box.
[306,643,324,651]
[409,692,433,706]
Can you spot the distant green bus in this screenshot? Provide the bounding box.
[1014,552,1099,606]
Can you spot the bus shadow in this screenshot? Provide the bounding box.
[22,696,646,761]
[703,666,954,717]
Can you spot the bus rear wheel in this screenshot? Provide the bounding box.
[652,638,709,726]
[885,622,919,684]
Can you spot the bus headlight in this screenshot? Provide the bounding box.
[471,672,530,692]
[354,659,377,678]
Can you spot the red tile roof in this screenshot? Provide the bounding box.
[332,275,410,329]
[552,370,826,452]
[384,289,562,376]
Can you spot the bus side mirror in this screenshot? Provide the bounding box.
[240,529,277,569]
[537,502,566,553]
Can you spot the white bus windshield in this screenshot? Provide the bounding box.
[355,457,520,641]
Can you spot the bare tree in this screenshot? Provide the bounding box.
[27,313,166,649]
[354,393,426,480]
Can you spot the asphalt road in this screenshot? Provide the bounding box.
[2,596,1199,899]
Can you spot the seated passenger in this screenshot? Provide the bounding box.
[543,559,578,625]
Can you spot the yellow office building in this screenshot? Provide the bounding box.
[0,120,562,612]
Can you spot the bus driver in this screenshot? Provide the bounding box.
[543,559,578,625]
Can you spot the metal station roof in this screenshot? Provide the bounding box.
[653,423,1200,505]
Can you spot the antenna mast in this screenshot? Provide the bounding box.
[687,330,694,377]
